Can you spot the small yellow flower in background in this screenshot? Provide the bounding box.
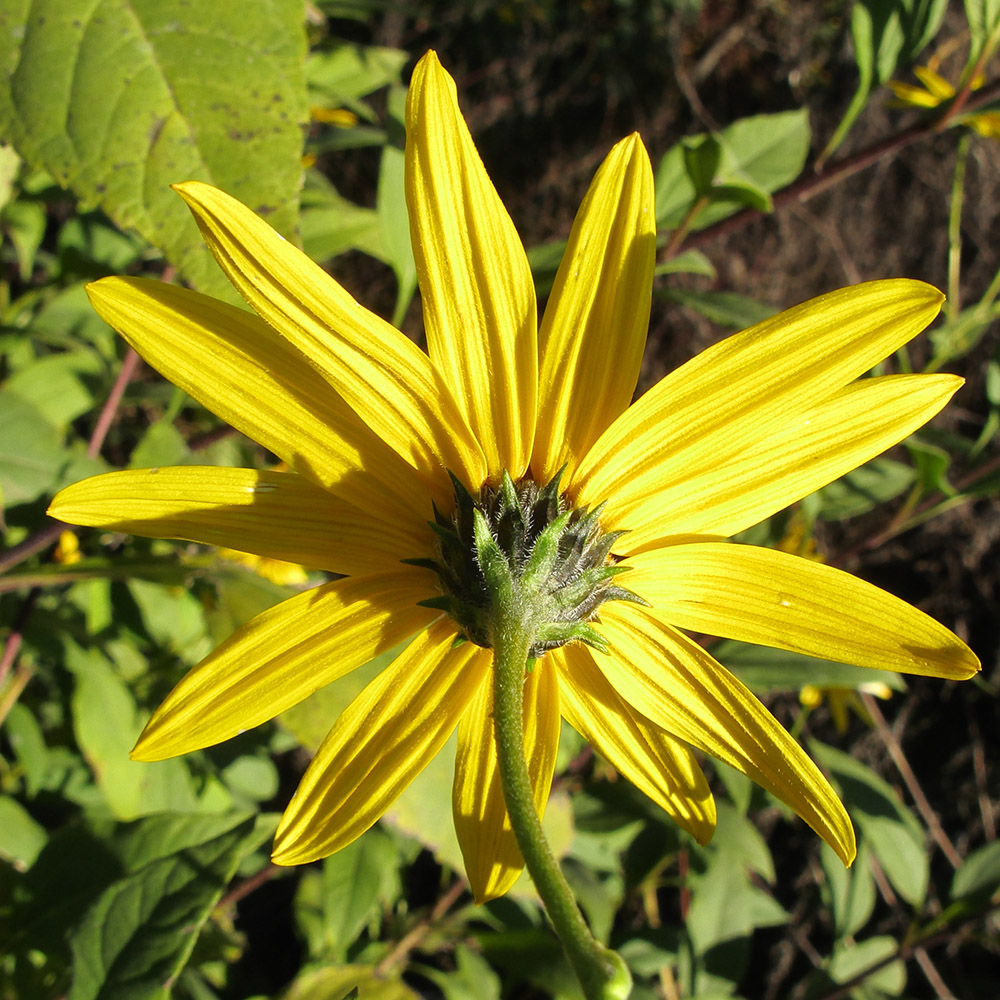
[800,681,894,736]
[775,512,822,561]
[888,64,1000,138]
[54,530,81,565]
[310,105,359,128]
[49,51,979,902]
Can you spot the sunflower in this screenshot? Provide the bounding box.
[49,51,979,904]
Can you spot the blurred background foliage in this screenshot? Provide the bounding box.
[1,1,999,998]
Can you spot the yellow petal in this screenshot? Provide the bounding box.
[49,466,433,578]
[627,542,980,679]
[609,373,962,547]
[573,280,944,511]
[555,644,716,844]
[913,65,955,100]
[272,620,484,864]
[131,569,437,761]
[406,52,536,479]
[598,603,856,864]
[86,277,431,519]
[453,654,561,902]
[886,80,942,108]
[173,181,486,491]
[531,134,656,484]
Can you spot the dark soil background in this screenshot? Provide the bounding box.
[315,2,999,997]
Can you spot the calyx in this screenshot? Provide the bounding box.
[409,469,644,658]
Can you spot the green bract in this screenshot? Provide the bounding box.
[413,471,642,657]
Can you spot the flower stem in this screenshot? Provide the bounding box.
[491,614,632,1000]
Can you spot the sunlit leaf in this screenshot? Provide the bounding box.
[655,110,810,230]
[68,813,258,1000]
[0,0,308,298]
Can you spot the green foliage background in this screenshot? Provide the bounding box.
[1,2,999,999]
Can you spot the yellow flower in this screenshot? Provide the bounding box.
[309,106,359,128]
[54,529,82,566]
[49,51,979,902]
[800,681,894,736]
[888,65,1000,139]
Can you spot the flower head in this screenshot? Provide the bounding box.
[50,51,979,902]
[889,64,1000,138]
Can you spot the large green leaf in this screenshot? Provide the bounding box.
[810,741,929,906]
[951,840,1000,904]
[655,109,810,231]
[294,828,400,963]
[65,640,203,820]
[0,389,67,506]
[67,812,258,1000]
[0,0,308,298]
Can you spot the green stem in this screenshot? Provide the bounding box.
[491,614,632,1000]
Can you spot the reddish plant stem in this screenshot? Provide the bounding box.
[86,347,141,460]
[375,878,468,977]
[862,692,963,868]
[0,347,143,708]
[673,77,1000,259]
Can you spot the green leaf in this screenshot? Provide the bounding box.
[4,702,50,798]
[127,577,210,659]
[527,238,568,298]
[681,134,722,196]
[58,214,148,273]
[820,841,876,938]
[0,140,19,206]
[219,754,279,805]
[129,420,190,469]
[828,0,949,160]
[657,288,777,329]
[951,839,1000,902]
[5,351,102,430]
[906,438,954,496]
[707,179,773,213]
[28,281,118,356]
[0,389,67,506]
[965,0,1000,52]
[315,828,399,961]
[686,851,786,991]
[655,109,809,231]
[206,563,299,644]
[653,248,716,279]
[65,639,202,819]
[1,191,46,279]
[812,457,916,520]
[715,639,906,695]
[416,944,502,1000]
[282,965,420,1000]
[929,300,1000,368]
[306,41,408,109]
[67,812,258,1000]
[0,795,47,869]
[828,934,905,994]
[810,741,929,906]
[377,86,417,327]
[300,171,384,263]
[0,0,308,298]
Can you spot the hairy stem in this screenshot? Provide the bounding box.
[491,614,631,1000]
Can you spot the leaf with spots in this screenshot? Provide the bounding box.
[0,0,308,298]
